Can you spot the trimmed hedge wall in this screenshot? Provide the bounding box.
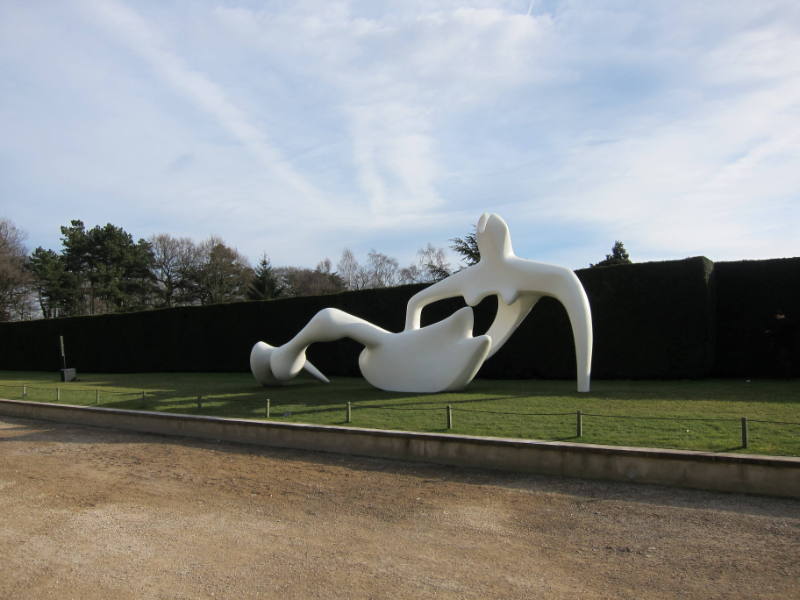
[477,256,715,379]
[0,255,741,380]
[713,258,800,377]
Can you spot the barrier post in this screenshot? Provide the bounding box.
[266,398,271,418]
[95,389,99,405]
[576,410,583,437]
[56,387,60,402]
[741,417,749,448]
[447,405,453,430]
[22,385,27,399]
[346,402,352,424]
[197,395,202,409]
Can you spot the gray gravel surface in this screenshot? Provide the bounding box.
[1,416,798,599]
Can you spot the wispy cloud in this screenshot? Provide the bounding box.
[78,0,322,204]
[214,3,552,222]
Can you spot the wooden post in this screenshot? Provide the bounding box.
[741,417,749,448]
[576,410,583,437]
[266,398,271,418]
[447,404,453,430]
[346,402,352,424]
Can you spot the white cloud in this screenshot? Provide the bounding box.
[77,0,325,207]
[1,0,798,271]
[213,2,553,221]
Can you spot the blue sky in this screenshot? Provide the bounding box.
[1,0,798,271]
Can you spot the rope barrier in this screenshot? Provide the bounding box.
[0,383,138,396]
[453,408,575,417]
[580,412,741,422]
[2,383,799,429]
[357,405,443,412]
[747,419,800,426]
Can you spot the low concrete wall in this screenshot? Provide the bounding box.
[1,398,798,499]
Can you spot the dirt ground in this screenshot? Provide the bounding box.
[0,416,798,600]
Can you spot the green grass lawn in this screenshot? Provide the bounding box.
[1,371,798,457]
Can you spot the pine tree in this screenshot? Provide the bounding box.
[247,254,282,300]
[591,241,631,267]
[449,226,480,266]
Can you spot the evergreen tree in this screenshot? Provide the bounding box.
[591,241,631,267]
[449,226,480,266]
[28,247,80,318]
[247,254,283,300]
[59,220,155,313]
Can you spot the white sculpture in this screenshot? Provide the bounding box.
[251,213,593,393]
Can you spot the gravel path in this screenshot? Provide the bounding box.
[1,416,798,599]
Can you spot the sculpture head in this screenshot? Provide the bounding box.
[476,213,514,261]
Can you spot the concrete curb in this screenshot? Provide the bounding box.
[1,398,798,498]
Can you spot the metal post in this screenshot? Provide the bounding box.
[741,417,749,448]
[266,398,271,418]
[576,410,583,437]
[447,404,453,430]
[346,401,352,424]
[59,335,67,371]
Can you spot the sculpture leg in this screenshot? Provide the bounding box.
[250,341,330,385]
[549,273,593,393]
[270,308,390,381]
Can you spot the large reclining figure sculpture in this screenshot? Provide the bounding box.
[251,213,593,393]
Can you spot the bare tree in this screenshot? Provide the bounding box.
[275,262,344,297]
[416,243,451,281]
[0,218,33,320]
[365,250,399,288]
[398,263,423,284]
[189,236,253,305]
[336,248,362,290]
[148,234,200,307]
[338,245,449,289]
[399,244,451,284]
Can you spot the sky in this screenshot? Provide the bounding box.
[1,0,799,271]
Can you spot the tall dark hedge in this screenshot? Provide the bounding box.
[713,258,800,377]
[0,256,735,380]
[477,256,716,379]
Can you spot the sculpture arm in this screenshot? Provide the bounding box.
[504,261,592,392]
[404,269,476,330]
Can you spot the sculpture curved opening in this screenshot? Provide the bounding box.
[251,213,593,393]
